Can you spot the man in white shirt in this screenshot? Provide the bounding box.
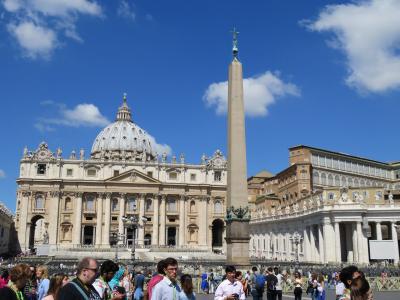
[274,267,283,300]
[214,266,245,300]
[151,257,181,300]
[335,272,345,300]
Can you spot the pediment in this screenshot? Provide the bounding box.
[105,169,160,184]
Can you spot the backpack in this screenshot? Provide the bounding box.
[267,274,277,291]
[255,274,266,291]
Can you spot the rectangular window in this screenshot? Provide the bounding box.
[190,173,196,181]
[168,172,177,180]
[112,216,118,221]
[87,169,96,177]
[147,171,153,177]
[114,170,120,177]
[66,169,73,176]
[37,164,46,175]
[214,171,222,182]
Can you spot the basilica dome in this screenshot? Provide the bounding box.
[91,95,156,161]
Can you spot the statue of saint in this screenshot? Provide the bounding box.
[43,231,49,244]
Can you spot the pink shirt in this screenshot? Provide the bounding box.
[147,274,164,300]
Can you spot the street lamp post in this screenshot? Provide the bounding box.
[290,232,303,264]
[110,232,125,262]
[122,216,147,264]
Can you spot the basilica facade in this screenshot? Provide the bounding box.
[15,96,227,257]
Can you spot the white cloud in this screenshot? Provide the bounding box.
[8,21,57,59]
[204,71,300,117]
[2,0,102,59]
[147,134,172,156]
[34,122,55,132]
[0,169,5,178]
[306,0,400,93]
[117,0,135,21]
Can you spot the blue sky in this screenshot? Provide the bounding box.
[1,0,400,211]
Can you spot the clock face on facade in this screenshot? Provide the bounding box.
[214,158,223,167]
[38,150,48,159]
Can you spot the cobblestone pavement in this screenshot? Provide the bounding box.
[195,290,400,300]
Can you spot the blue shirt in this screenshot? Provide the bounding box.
[38,278,50,300]
[179,291,196,300]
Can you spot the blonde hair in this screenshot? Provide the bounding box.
[37,265,49,279]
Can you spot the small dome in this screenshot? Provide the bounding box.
[91,95,156,161]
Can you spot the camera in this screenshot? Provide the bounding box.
[232,293,239,299]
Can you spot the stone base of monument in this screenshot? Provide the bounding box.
[226,220,251,267]
[36,244,50,256]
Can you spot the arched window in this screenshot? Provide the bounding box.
[145,199,152,211]
[64,197,72,210]
[214,200,223,214]
[328,174,333,186]
[35,195,44,209]
[341,176,347,187]
[334,175,340,186]
[313,171,319,184]
[112,199,119,211]
[85,195,95,211]
[360,179,365,187]
[354,178,359,187]
[127,197,136,211]
[328,193,335,200]
[348,178,354,187]
[189,201,196,213]
[321,173,327,185]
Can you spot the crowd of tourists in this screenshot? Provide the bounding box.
[0,256,374,300]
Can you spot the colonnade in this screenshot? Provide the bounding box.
[251,220,400,264]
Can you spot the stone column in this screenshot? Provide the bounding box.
[47,191,60,246]
[309,226,316,262]
[72,192,83,246]
[391,222,399,263]
[118,194,125,244]
[138,194,145,245]
[303,226,310,262]
[376,222,382,240]
[323,222,335,263]
[95,194,103,246]
[18,191,30,251]
[152,196,159,246]
[102,193,111,247]
[334,222,342,263]
[352,223,359,262]
[318,225,325,263]
[197,197,207,246]
[356,222,364,263]
[179,195,186,247]
[159,195,166,246]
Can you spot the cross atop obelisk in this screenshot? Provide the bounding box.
[225,27,250,266]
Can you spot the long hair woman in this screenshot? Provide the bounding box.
[43,274,69,300]
[0,263,31,300]
[36,265,50,300]
[179,274,195,300]
[293,272,303,300]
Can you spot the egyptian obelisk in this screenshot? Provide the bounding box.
[226,28,250,266]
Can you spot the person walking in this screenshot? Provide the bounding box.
[249,267,264,300]
[92,259,119,299]
[58,257,102,300]
[151,257,181,300]
[43,273,69,300]
[146,260,165,300]
[335,272,345,300]
[265,267,277,300]
[179,274,195,300]
[36,265,50,300]
[214,265,245,300]
[293,272,303,300]
[134,269,145,300]
[0,264,31,300]
[273,267,283,300]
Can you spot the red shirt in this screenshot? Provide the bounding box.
[147,274,163,300]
